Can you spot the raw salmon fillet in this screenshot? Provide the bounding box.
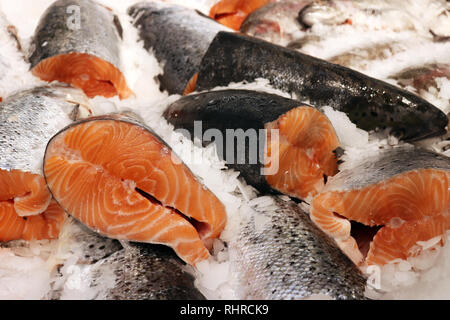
[310,146,450,266]
[43,114,227,265]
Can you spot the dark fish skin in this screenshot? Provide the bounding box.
[329,145,450,192]
[229,196,367,299]
[91,243,206,300]
[163,89,305,193]
[28,0,122,70]
[128,2,230,95]
[195,32,448,142]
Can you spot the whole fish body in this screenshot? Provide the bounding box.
[195,31,448,142]
[164,89,340,200]
[229,196,367,299]
[128,2,231,95]
[311,145,450,266]
[28,0,132,99]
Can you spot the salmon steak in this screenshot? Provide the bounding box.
[310,145,450,266]
[164,89,339,200]
[43,113,227,266]
[28,0,132,99]
[0,86,89,242]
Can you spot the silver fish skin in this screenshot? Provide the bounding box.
[229,196,367,300]
[128,1,231,95]
[89,244,206,300]
[28,0,122,70]
[67,222,123,265]
[48,220,124,300]
[50,221,205,300]
[327,145,450,192]
[240,0,311,45]
[0,85,88,175]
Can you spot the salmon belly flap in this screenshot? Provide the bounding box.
[311,169,450,266]
[43,118,227,265]
[0,169,66,242]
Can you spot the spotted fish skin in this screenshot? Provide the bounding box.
[69,221,123,265]
[128,2,231,95]
[91,243,206,300]
[50,221,205,300]
[195,32,448,142]
[0,86,85,175]
[229,196,367,300]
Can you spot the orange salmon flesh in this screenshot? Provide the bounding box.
[0,169,66,241]
[265,106,340,199]
[43,119,227,265]
[183,73,198,96]
[32,53,133,100]
[209,0,270,30]
[311,169,450,266]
